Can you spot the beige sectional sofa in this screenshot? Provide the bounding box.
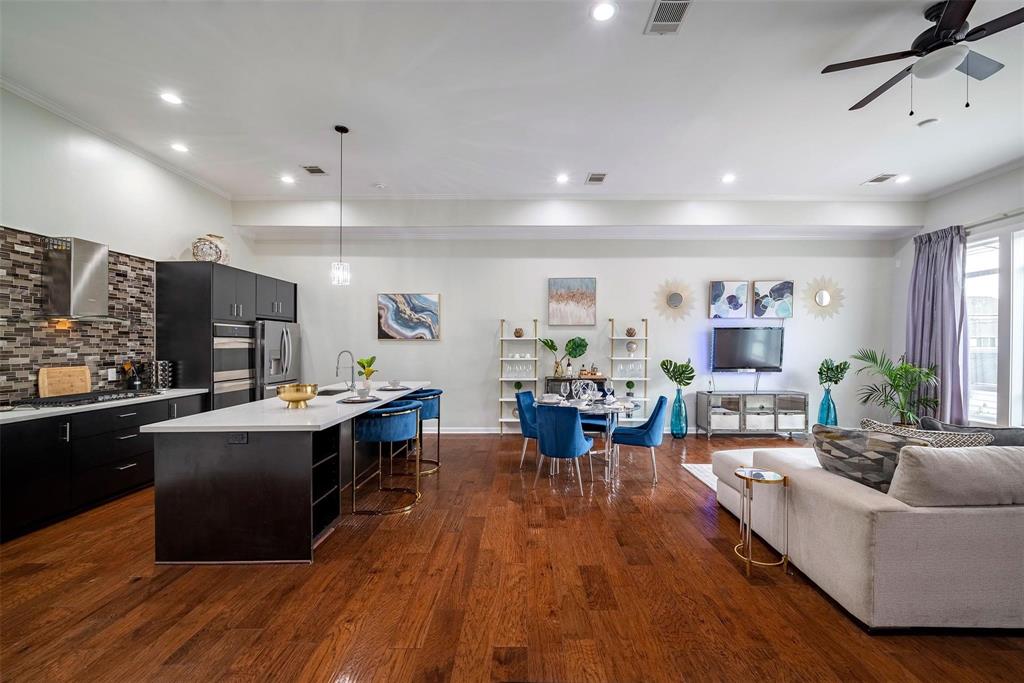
[712,446,1024,629]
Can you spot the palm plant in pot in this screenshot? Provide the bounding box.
[660,358,695,438]
[816,358,850,426]
[851,348,938,425]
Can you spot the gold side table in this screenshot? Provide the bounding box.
[733,467,789,577]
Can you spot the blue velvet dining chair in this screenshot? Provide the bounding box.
[515,390,538,468]
[535,404,594,496]
[611,395,668,485]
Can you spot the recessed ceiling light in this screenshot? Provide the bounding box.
[373,183,387,190]
[721,172,737,184]
[160,92,183,105]
[894,175,911,184]
[170,142,189,153]
[280,175,296,184]
[590,3,616,21]
[555,173,570,184]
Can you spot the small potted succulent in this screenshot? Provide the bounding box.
[356,356,377,389]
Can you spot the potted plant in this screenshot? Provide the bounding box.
[539,338,562,377]
[816,358,850,426]
[356,356,377,389]
[513,381,523,392]
[851,348,938,425]
[625,380,635,398]
[660,358,695,438]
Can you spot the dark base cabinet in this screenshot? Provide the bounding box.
[0,394,207,542]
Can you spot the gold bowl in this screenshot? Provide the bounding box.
[276,383,318,409]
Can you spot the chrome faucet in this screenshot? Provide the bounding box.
[335,349,355,391]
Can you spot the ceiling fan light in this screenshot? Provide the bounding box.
[911,44,970,79]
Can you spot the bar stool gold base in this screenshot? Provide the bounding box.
[352,487,421,516]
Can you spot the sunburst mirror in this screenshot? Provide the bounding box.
[803,276,845,320]
[653,280,694,321]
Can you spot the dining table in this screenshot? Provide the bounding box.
[535,397,638,482]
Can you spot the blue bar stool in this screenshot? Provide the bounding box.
[535,404,594,496]
[406,388,443,476]
[353,399,423,515]
[515,390,538,468]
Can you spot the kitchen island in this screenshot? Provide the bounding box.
[142,381,428,564]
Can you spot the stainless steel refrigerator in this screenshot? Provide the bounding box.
[255,320,301,399]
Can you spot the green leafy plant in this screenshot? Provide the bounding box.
[562,337,588,361]
[817,358,850,388]
[513,381,523,392]
[539,338,558,358]
[660,359,695,388]
[851,348,938,424]
[356,356,377,381]
[625,380,636,392]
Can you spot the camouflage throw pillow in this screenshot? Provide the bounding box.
[811,424,931,493]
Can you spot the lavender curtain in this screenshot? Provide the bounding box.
[905,225,968,424]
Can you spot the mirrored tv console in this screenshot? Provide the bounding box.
[695,391,809,440]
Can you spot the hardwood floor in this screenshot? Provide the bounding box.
[2,434,1021,682]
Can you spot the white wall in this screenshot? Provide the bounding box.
[248,238,897,432]
[0,89,248,264]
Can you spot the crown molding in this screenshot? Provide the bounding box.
[925,158,1024,202]
[0,77,232,200]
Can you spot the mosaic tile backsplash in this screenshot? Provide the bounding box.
[1,227,156,401]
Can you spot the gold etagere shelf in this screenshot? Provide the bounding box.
[609,317,649,424]
[498,319,539,435]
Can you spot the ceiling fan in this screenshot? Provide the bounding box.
[822,1,1024,110]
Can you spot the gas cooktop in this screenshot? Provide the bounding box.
[12,389,160,409]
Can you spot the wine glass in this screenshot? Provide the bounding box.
[605,378,615,399]
[560,382,570,402]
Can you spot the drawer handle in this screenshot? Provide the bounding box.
[117,433,139,440]
[118,412,137,418]
[116,462,138,471]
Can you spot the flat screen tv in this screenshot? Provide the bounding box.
[712,327,784,373]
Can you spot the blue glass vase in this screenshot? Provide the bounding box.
[818,387,838,426]
[671,387,688,438]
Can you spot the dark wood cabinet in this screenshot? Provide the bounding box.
[0,394,208,542]
[256,275,296,322]
[0,417,72,541]
[212,264,256,322]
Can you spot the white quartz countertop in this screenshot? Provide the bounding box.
[0,388,208,426]
[141,381,430,433]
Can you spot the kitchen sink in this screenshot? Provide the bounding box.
[317,389,349,396]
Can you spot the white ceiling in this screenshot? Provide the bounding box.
[2,0,1022,201]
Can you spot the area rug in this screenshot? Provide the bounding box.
[682,463,716,491]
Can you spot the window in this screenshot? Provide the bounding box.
[1013,229,1024,426]
[965,239,999,423]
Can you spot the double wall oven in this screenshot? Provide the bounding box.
[212,323,256,409]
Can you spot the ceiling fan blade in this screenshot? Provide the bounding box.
[956,50,1004,80]
[822,50,918,74]
[965,7,1024,41]
[935,0,976,36]
[849,66,912,110]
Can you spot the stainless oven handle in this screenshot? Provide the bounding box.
[214,378,256,394]
[213,338,255,349]
[117,433,139,440]
[116,462,138,471]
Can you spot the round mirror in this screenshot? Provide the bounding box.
[814,290,831,307]
[666,292,684,308]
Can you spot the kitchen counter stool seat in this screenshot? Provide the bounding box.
[352,399,423,515]
[406,388,443,476]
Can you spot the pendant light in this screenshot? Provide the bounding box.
[331,124,351,286]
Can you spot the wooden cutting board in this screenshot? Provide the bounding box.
[38,366,92,397]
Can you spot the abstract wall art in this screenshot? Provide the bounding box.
[548,277,596,326]
[753,280,795,319]
[709,281,748,319]
[377,293,440,340]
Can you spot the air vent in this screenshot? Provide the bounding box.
[585,172,607,185]
[302,165,327,175]
[644,0,691,35]
[861,173,898,185]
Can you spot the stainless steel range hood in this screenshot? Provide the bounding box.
[43,237,113,320]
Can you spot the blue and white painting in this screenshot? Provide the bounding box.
[709,281,748,319]
[377,293,440,340]
[548,277,596,326]
[753,280,794,319]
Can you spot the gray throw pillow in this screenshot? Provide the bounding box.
[889,446,1024,506]
[919,416,1024,447]
[860,418,994,448]
[812,424,931,493]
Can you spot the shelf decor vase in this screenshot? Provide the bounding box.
[817,388,838,426]
[553,360,564,378]
[671,387,687,438]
